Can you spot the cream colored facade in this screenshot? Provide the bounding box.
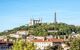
[34,42,53,50]
[16,30,28,35]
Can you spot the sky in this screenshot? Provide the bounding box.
[0,0,80,32]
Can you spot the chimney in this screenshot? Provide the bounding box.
[64,35,66,40]
[43,37,47,41]
[58,36,60,39]
[54,35,57,38]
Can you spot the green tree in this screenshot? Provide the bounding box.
[70,37,80,50]
[11,39,36,50]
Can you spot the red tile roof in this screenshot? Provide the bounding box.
[0,40,6,44]
[31,38,64,42]
[0,40,12,44]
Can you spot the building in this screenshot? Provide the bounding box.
[0,40,13,50]
[61,43,70,50]
[34,36,44,39]
[0,36,5,40]
[31,38,64,50]
[9,30,28,39]
[16,30,28,35]
[48,30,58,33]
[71,32,80,38]
[29,19,42,26]
[9,34,20,38]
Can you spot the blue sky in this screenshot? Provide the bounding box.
[0,0,80,32]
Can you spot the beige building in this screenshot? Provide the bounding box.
[61,43,70,50]
[16,30,28,35]
[31,38,64,50]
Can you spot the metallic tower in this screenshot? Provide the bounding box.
[54,12,57,24]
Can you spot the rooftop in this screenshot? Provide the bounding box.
[31,38,64,42]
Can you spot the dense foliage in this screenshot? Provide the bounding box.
[11,39,36,50]
[0,23,80,36]
[70,37,80,50]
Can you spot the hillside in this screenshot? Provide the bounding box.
[0,23,80,36]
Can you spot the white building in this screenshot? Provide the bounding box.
[16,30,28,35]
[61,43,70,50]
[0,36,5,40]
[34,36,44,39]
[31,38,64,50]
[29,19,41,26]
[71,34,80,38]
[9,34,20,38]
[27,36,44,42]
[46,35,53,39]
[48,30,58,33]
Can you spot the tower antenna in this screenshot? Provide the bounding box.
[54,12,57,24]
